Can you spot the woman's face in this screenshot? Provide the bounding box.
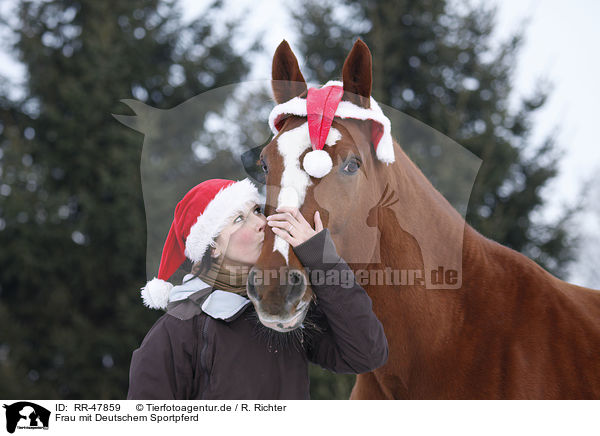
[213,202,266,268]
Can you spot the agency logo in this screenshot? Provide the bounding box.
[2,402,50,434]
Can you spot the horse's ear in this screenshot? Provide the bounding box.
[342,38,372,108]
[272,40,307,104]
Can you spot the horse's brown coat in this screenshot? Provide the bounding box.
[255,39,600,399]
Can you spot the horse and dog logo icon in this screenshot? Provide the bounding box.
[2,402,50,433]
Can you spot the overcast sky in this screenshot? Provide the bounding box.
[488,0,600,287]
[1,0,598,286]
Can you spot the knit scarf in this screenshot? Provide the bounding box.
[192,258,249,297]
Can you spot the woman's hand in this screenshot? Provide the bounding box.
[266,206,324,247]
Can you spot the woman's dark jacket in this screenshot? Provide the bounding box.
[127,229,388,400]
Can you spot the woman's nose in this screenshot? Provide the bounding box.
[254,214,266,233]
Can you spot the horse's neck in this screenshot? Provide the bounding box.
[366,149,549,382]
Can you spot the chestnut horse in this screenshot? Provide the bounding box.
[247,39,600,399]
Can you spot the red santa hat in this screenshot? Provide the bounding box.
[141,178,261,309]
[268,80,395,178]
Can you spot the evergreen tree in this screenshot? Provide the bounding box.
[0,0,255,398]
[292,0,577,399]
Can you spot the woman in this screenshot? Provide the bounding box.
[127,178,387,399]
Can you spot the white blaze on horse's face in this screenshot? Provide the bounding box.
[274,121,342,264]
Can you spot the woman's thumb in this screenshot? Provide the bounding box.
[314,210,324,232]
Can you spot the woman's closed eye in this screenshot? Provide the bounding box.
[234,205,263,223]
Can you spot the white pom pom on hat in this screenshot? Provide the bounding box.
[303,149,333,178]
[141,278,173,310]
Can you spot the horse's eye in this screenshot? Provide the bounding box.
[260,157,268,174]
[342,157,361,175]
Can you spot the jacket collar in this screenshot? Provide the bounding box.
[170,274,251,321]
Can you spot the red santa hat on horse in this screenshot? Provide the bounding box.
[268,39,395,178]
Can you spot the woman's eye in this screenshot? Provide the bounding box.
[234,215,244,223]
[255,206,264,215]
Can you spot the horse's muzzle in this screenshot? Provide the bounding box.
[247,266,309,331]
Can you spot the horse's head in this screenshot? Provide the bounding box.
[246,39,398,331]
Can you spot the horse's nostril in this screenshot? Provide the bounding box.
[289,271,302,286]
[247,269,261,301]
[286,270,305,304]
